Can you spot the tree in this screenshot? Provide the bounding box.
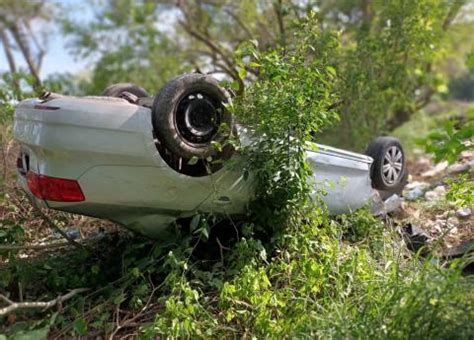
[0,0,55,89]
[319,0,466,148]
[62,0,467,148]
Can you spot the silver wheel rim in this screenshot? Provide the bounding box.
[382,146,403,185]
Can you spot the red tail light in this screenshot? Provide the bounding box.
[27,171,85,202]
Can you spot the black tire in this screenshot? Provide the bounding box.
[365,137,408,197]
[152,73,233,160]
[101,83,149,98]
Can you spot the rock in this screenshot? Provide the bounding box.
[449,226,458,235]
[456,207,472,218]
[384,194,403,213]
[403,223,431,253]
[404,186,426,201]
[65,229,81,240]
[430,221,443,234]
[416,156,432,167]
[447,162,470,174]
[405,181,430,190]
[447,216,459,228]
[421,161,448,178]
[460,150,474,160]
[54,228,80,240]
[443,239,474,258]
[370,191,385,216]
[425,185,446,201]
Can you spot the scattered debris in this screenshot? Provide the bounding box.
[424,185,446,201]
[447,162,470,174]
[404,181,431,201]
[405,181,431,190]
[456,207,472,219]
[401,150,474,257]
[405,186,426,201]
[443,239,474,259]
[447,216,459,228]
[403,223,431,253]
[384,194,403,214]
[370,191,385,216]
[429,220,444,235]
[460,150,474,160]
[421,161,448,178]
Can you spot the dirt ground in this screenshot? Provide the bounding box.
[396,150,473,253]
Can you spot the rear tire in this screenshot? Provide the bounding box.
[152,73,233,160]
[101,83,149,98]
[365,137,408,198]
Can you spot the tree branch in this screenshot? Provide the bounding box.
[178,20,244,93]
[0,27,20,91]
[0,28,17,74]
[22,19,45,72]
[0,288,89,316]
[0,241,73,252]
[8,21,42,87]
[442,1,466,31]
[32,206,86,250]
[224,8,253,40]
[273,0,286,47]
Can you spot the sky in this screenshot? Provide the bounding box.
[0,0,93,78]
[0,0,181,79]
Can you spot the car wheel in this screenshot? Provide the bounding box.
[152,73,233,161]
[365,137,408,198]
[101,83,149,98]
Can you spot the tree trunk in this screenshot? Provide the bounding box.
[0,28,20,91]
[8,22,42,88]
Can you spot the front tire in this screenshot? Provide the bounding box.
[365,137,408,197]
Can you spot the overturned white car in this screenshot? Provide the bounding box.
[13,73,407,237]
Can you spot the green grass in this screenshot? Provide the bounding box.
[1,209,473,338]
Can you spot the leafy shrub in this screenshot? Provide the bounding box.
[318,0,455,150]
[422,107,474,164]
[231,13,339,230]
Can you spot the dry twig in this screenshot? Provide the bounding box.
[0,288,89,316]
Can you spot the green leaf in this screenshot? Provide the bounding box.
[249,39,259,48]
[467,50,474,69]
[10,327,50,340]
[326,66,336,76]
[238,67,247,80]
[188,156,199,165]
[131,267,140,277]
[198,226,209,240]
[73,319,87,336]
[190,214,201,231]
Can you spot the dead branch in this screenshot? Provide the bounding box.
[0,288,89,316]
[108,285,159,340]
[0,241,72,252]
[32,206,86,250]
